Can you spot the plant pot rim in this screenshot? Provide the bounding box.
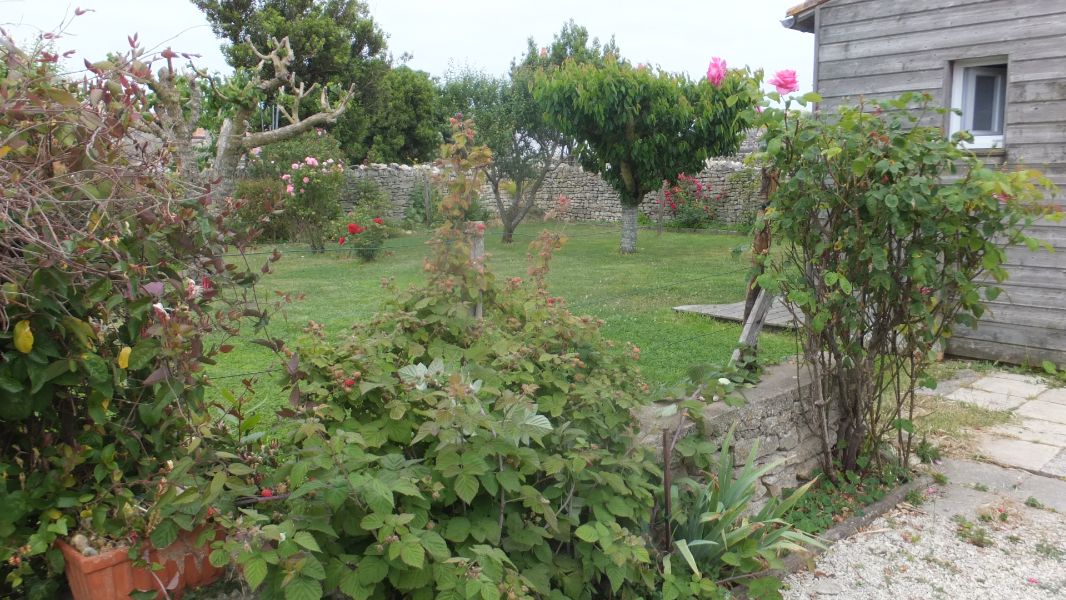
[55,539,132,575]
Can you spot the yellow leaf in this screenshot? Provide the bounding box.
[14,320,33,354]
[117,346,132,369]
[0,146,10,159]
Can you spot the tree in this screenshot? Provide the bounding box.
[148,36,356,199]
[534,60,761,253]
[365,66,441,163]
[438,22,616,244]
[193,0,389,161]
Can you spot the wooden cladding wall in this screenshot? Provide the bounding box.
[809,0,1066,365]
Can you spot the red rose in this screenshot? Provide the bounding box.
[354,224,366,234]
[343,378,356,388]
[347,222,359,234]
[373,217,383,225]
[261,488,273,497]
[338,236,346,245]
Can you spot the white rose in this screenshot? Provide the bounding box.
[718,378,731,386]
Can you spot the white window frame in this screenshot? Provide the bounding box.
[949,57,1008,150]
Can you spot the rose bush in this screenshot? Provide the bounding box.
[281,156,345,252]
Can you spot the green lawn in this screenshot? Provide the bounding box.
[209,223,797,415]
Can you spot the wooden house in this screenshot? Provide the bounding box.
[784,0,1066,365]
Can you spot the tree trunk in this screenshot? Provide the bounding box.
[620,205,638,254]
[501,222,515,244]
[212,117,243,201]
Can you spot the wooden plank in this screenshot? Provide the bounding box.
[947,336,1066,365]
[952,320,1066,352]
[1005,246,1066,269]
[820,35,1066,81]
[1008,143,1066,166]
[1007,100,1066,126]
[819,17,1066,63]
[1009,80,1066,104]
[820,0,1003,26]
[818,68,944,98]
[986,283,1066,309]
[819,0,1066,46]
[974,303,1066,331]
[729,290,774,367]
[1011,57,1066,83]
[1008,124,1066,146]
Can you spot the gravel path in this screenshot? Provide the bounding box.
[783,460,1066,599]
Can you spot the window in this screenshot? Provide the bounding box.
[950,58,1007,149]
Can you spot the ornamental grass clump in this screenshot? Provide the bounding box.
[756,92,1056,480]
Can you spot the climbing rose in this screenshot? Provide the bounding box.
[769,69,799,94]
[347,223,359,234]
[706,57,727,87]
[373,217,384,225]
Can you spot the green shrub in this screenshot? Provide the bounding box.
[663,174,716,230]
[247,130,345,180]
[756,92,1054,476]
[216,118,663,599]
[233,178,292,242]
[404,180,443,228]
[347,178,393,221]
[338,213,389,261]
[666,427,822,599]
[280,157,345,252]
[0,36,267,596]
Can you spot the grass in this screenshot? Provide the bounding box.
[911,393,1013,455]
[208,223,797,416]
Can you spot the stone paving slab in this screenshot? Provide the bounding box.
[1043,449,1066,477]
[992,418,1066,447]
[1015,399,1066,425]
[969,375,1048,399]
[1037,387,1066,406]
[974,434,1061,473]
[943,386,1028,411]
[985,372,1047,385]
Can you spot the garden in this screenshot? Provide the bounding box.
[0,5,1058,600]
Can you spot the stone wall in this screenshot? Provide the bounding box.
[343,156,762,227]
[637,361,835,501]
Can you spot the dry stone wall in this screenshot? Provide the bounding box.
[637,361,835,502]
[343,155,762,226]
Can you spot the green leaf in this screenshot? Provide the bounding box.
[746,576,784,600]
[293,531,321,553]
[244,556,268,590]
[284,576,323,600]
[209,549,230,568]
[454,474,479,504]
[421,531,450,561]
[356,556,388,585]
[399,540,425,569]
[362,478,394,514]
[149,520,178,550]
[573,524,599,543]
[891,418,915,433]
[443,517,471,542]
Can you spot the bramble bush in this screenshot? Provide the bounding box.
[0,29,276,597]
[216,119,662,599]
[755,92,1056,478]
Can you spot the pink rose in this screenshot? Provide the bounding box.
[706,57,727,87]
[769,69,799,95]
[286,184,295,195]
[302,176,310,184]
[281,173,291,181]
[291,163,300,170]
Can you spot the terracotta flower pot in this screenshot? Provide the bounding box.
[57,526,224,600]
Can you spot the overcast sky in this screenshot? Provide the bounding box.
[4,0,814,91]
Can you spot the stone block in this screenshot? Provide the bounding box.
[1037,387,1066,406]
[975,434,1060,472]
[1016,400,1066,425]
[944,387,1026,411]
[970,375,1047,399]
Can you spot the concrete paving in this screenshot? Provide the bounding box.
[924,371,1066,478]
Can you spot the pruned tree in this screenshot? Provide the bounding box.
[145,36,355,199]
[534,60,761,253]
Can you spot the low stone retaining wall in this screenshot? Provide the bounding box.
[637,360,835,501]
[343,158,763,227]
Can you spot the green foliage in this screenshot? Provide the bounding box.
[365,66,441,164]
[533,56,761,251]
[278,156,346,252]
[345,178,392,217]
[193,0,390,162]
[247,130,346,180]
[233,178,292,242]
[0,34,271,595]
[952,515,993,547]
[220,120,662,598]
[663,175,718,230]
[782,465,906,534]
[339,212,389,261]
[404,180,444,228]
[755,92,1055,475]
[667,427,822,598]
